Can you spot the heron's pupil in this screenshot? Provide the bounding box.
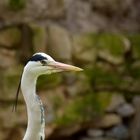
[40,60,46,65]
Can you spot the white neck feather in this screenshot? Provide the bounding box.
[21,70,45,140]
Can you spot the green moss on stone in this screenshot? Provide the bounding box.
[127,34,140,59]
[52,95,64,110]
[3,66,23,94]
[85,65,122,88]
[97,33,125,57]
[30,24,47,52]
[37,74,62,89]
[73,33,101,52]
[72,33,98,63]
[128,62,140,79]
[77,33,97,48]
[0,27,21,47]
[8,0,26,11]
[55,92,111,125]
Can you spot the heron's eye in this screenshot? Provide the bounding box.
[40,60,47,65]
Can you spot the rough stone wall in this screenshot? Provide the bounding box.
[0,0,140,140]
[0,0,140,32]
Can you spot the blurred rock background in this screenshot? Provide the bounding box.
[0,0,140,140]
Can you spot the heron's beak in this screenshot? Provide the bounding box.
[48,61,83,72]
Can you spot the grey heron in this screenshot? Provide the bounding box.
[14,52,83,140]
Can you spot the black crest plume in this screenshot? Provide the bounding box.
[12,74,22,112]
[12,54,47,112]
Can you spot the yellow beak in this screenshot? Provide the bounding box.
[48,61,83,72]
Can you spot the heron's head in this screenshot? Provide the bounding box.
[24,52,83,76]
[12,52,83,112]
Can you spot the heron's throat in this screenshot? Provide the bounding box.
[21,72,45,140]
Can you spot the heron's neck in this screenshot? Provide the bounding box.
[21,71,45,140]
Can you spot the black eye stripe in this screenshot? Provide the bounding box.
[29,54,47,62]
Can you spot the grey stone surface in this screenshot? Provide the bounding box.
[96,114,122,128]
[47,24,72,61]
[106,94,126,112]
[106,124,129,139]
[116,103,135,117]
[87,129,104,137]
